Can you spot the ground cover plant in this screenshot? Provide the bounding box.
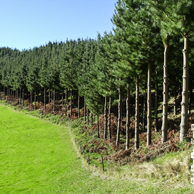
[1,103,194,193]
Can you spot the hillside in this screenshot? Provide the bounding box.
[1,102,194,193]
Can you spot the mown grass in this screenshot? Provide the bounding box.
[0,103,194,193]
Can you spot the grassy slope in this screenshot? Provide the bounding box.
[0,104,194,194]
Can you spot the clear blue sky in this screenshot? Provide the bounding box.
[0,0,118,51]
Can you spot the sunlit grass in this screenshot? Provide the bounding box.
[0,103,194,194]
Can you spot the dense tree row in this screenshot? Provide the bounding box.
[1,0,194,149]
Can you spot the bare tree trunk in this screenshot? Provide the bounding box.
[44,87,46,113]
[104,96,107,139]
[116,87,122,146]
[41,87,44,103]
[84,99,86,121]
[174,88,177,115]
[180,36,189,142]
[17,88,19,104]
[108,95,112,141]
[7,88,8,102]
[53,89,56,113]
[87,107,89,125]
[13,90,15,103]
[4,86,5,100]
[97,115,100,138]
[34,90,36,110]
[70,90,72,118]
[65,89,68,116]
[11,89,12,103]
[147,60,152,146]
[78,94,80,118]
[155,80,158,132]
[90,113,93,126]
[22,89,24,108]
[135,77,139,150]
[162,34,169,143]
[142,90,146,132]
[49,89,51,107]
[126,85,130,150]
[19,88,21,105]
[189,79,192,115]
[62,91,64,107]
[30,91,32,110]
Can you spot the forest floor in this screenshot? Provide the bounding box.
[1,97,194,193]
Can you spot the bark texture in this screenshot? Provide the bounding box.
[108,95,112,141]
[104,96,107,139]
[84,100,86,121]
[162,34,169,143]
[126,85,130,150]
[97,115,100,138]
[116,88,121,146]
[135,77,139,150]
[155,81,158,132]
[87,107,89,125]
[147,61,152,146]
[53,89,56,112]
[180,36,189,141]
[70,90,72,118]
[44,87,46,113]
[34,90,36,110]
[90,113,93,126]
[65,89,68,116]
[78,94,80,118]
[142,90,146,132]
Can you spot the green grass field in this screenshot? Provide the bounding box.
[0,104,194,194]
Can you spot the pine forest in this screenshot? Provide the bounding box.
[1,0,194,166]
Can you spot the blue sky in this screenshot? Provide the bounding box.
[0,0,117,51]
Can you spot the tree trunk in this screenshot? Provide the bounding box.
[97,115,100,138]
[65,89,68,116]
[87,107,89,125]
[155,80,158,132]
[30,91,32,110]
[147,60,152,146]
[78,94,80,118]
[19,88,21,105]
[174,88,177,115]
[11,89,12,103]
[108,95,112,141]
[142,90,146,132]
[116,87,122,146]
[180,36,189,142]
[17,88,19,104]
[22,89,24,108]
[162,34,169,143]
[126,85,130,150]
[90,113,93,126]
[41,87,44,103]
[34,90,36,110]
[13,90,15,103]
[70,90,72,118]
[189,79,192,115]
[84,100,86,122]
[62,91,64,107]
[44,87,46,113]
[104,96,107,139]
[49,89,51,107]
[4,86,5,100]
[135,77,139,150]
[53,89,56,113]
